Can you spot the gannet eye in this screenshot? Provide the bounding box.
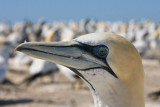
[96,46,108,57]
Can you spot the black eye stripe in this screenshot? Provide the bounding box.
[76,42,117,78]
[76,42,108,62]
[71,41,118,78]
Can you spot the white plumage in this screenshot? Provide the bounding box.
[0,46,9,83]
[13,52,33,67]
[29,58,58,75]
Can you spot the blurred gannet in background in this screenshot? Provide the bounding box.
[78,19,96,34]
[111,22,120,33]
[16,32,145,107]
[96,21,105,33]
[133,26,148,55]
[7,22,29,46]
[0,45,9,83]
[126,21,136,42]
[12,51,33,68]
[20,57,58,85]
[85,19,96,33]
[68,21,78,36]
[0,36,14,85]
[0,22,11,36]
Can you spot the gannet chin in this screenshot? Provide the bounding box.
[16,32,144,107]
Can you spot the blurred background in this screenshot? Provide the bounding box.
[0,0,160,107]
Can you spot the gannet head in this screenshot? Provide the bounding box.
[16,32,144,107]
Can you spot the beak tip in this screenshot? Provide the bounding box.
[15,43,25,51]
[15,46,21,51]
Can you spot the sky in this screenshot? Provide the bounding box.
[0,0,160,24]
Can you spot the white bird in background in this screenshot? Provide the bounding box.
[0,46,9,83]
[96,21,106,33]
[133,28,148,55]
[20,57,58,85]
[7,22,29,46]
[126,21,136,42]
[16,32,145,107]
[0,36,14,85]
[0,22,11,36]
[13,52,33,68]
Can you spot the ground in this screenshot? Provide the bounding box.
[0,59,160,107]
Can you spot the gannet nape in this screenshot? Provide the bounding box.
[16,32,144,107]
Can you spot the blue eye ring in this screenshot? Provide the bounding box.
[95,46,109,58]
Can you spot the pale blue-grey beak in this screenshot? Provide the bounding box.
[16,41,107,70]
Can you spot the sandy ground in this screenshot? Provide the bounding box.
[0,59,160,107]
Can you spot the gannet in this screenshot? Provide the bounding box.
[0,36,14,85]
[0,45,9,83]
[7,22,29,46]
[13,51,33,68]
[16,32,145,107]
[20,57,58,85]
[133,28,148,55]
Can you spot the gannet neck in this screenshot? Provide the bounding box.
[79,69,144,107]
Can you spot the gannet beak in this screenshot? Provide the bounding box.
[16,41,107,70]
